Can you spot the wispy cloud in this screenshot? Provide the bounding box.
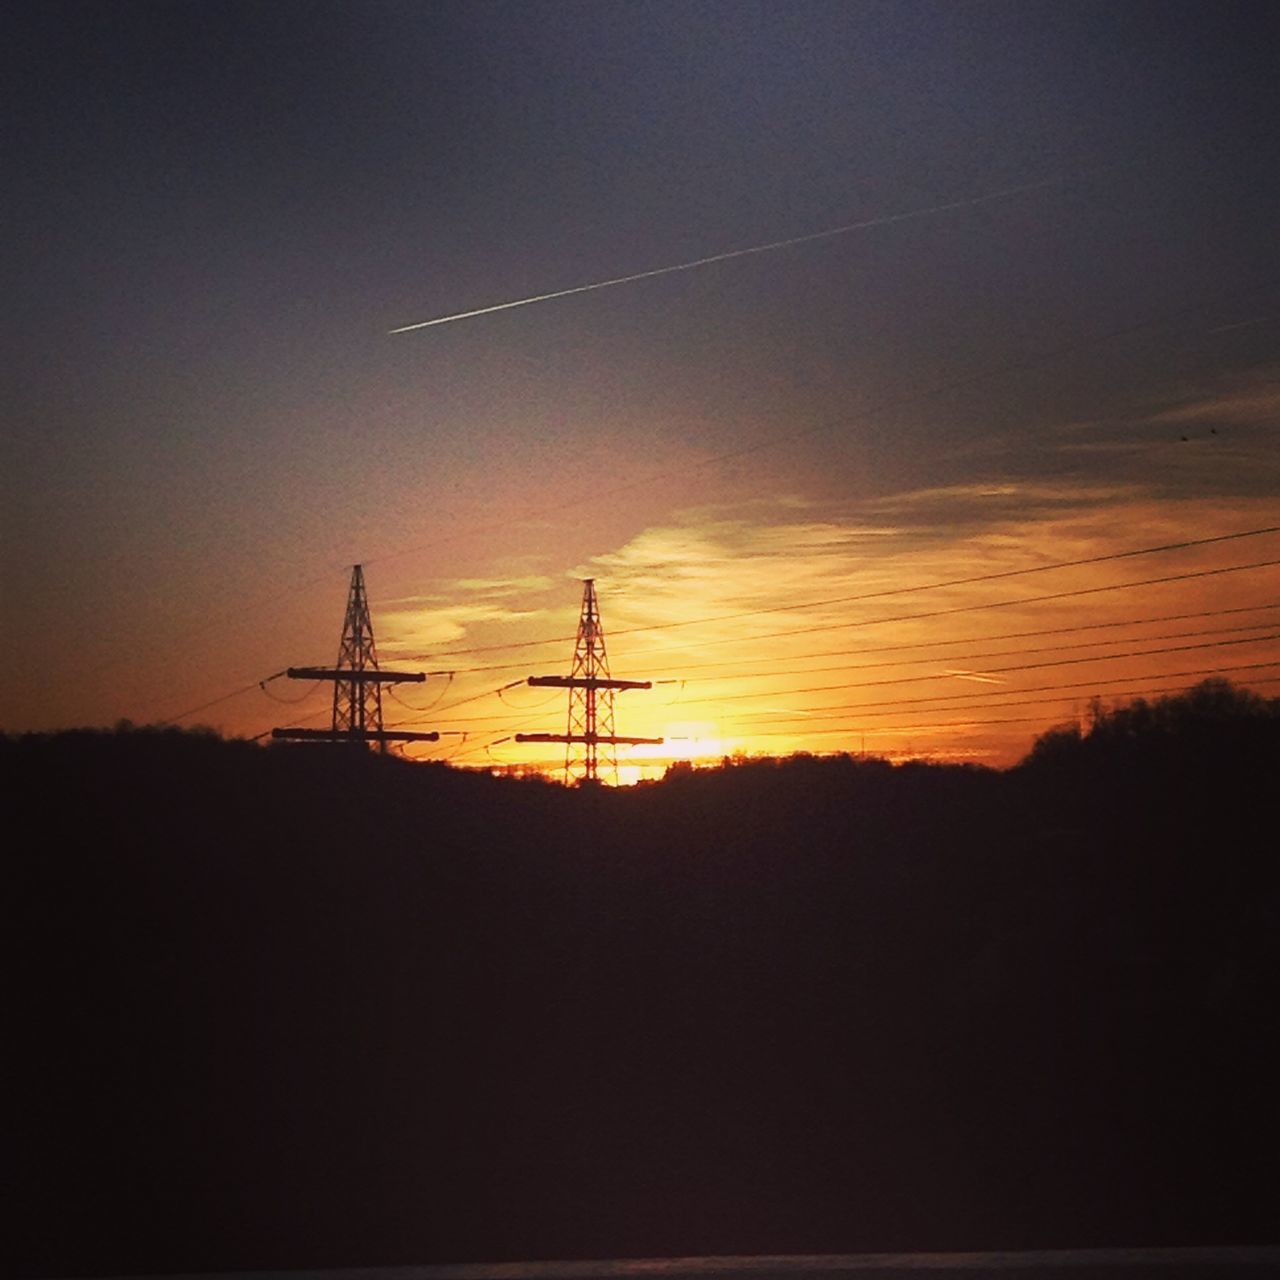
[378,601,546,651]
[1142,380,1280,428]
[363,370,1279,777]
[547,480,1280,770]
[938,367,1280,509]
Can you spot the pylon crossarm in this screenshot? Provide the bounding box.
[514,732,665,745]
[287,667,425,683]
[526,675,651,690]
[272,728,440,743]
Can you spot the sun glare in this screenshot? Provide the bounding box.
[609,721,744,785]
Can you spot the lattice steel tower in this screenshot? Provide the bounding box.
[272,564,440,752]
[516,578,662,785]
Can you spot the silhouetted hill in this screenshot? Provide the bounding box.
[10,683,1279,1275]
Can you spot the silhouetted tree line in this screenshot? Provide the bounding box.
[9,681,1278,1275]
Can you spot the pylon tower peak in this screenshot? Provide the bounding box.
[566,578,615,783]
[331,563,383,737]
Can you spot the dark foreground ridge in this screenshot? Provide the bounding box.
[10,682,1279,1276]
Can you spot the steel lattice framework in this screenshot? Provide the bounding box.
[272,564,440,752]
[516,578,663,785]
[330,561,385,735]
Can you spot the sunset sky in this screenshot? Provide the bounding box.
[4,0,1278,778]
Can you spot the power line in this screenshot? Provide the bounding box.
[440,671,1280,772]
[695,659,1280,718]
[446,710,557,765]
[718,672,1280,728]
[400,601,1279,679]
[698,632,1280,704]
[638,619,1279,688]
[249,702,331,741]
[421,556,1280,660]
[141,514,1277,750]
[387,672,455,713]
[157,671,287,726]
[723,677,1280,741]
[384,680,526,730]
[725,714,1073,739]
[259,678,323,705]
[627,560,1280,654]
[601,526,1280,640]
[418,658,1280,730]
[235,570,1274,747]
[622,602,1280,675]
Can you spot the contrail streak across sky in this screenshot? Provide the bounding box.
[388,170,1088,334]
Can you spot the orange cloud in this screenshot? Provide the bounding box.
[437,482,1280,779]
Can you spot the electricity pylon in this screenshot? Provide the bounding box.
[515,578,662,785]
[272,564,440,752]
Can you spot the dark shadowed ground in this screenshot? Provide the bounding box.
[10,683,1279,1276]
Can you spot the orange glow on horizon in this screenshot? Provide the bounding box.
[14,401,1277,776]
[392,482,1280,780]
